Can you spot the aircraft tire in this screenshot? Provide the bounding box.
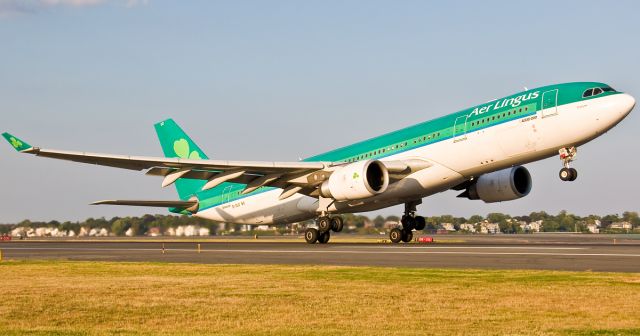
[390,228,403,243]
[401,230,413,243]
[568,168,578,181]
[304,228,319,244]
[318,217,332,233]
[414,216,426,231]
[330,216,344,232]
[318,231,331,244]
[559,168,571,181]
[401,215,416,231]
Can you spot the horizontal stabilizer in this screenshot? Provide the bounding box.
[91,199,198,212]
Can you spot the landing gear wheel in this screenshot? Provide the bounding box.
[401,215,416,231]
[558,147,578,182]
[414,216,426,231]
[390,228,403,244]
[317,217,331,233]
[559,168,571,181]
[401,230,413,243]
[304,228,319,244]
[330,216,344,232]
[318,231,331,244]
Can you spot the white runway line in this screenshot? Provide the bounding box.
[337,246,585,250]
[3,247,640,258]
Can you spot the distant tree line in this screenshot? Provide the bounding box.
[0,211,638,236]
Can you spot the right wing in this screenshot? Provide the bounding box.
[2,132,334,198]
[2,132,433,200]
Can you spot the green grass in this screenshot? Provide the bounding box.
[0,261,639,335]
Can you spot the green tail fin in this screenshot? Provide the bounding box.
[154,119,208,200]
[2,132,32,152]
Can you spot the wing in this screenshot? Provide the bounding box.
[2,132,432,200]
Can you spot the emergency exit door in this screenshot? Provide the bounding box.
[452,115,468,142]
[542,89,558,118]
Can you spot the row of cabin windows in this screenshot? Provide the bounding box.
[583,87,615,98]
[344,132,442,163]
[469,107,529,127]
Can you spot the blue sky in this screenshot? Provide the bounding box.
[1,0,638,222]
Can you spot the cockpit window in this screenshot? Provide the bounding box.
[583,87,614,98]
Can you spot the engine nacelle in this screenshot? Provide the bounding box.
[463,166,532,203]
[320,160,389,201]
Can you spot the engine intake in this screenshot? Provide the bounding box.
[320,160,389,200]
[460,166,532,203]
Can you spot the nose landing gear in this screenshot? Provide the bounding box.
[558,147,578,182]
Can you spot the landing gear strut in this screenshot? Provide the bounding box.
[390,201,425,244]
[304,215,344,244]
[558,147,578,181]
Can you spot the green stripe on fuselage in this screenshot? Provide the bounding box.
[193,82,620,212]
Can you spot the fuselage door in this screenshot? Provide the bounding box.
[542,89,559,118]
[452,115,468,142]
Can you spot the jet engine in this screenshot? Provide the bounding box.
[459,166,532,203]
[320,160,389,200]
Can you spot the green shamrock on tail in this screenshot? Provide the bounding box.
[173,139,201,159]
[10,137,22,149]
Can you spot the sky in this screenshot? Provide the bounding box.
[0,0,638,223]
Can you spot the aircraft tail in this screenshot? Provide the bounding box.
[154,119,208,200]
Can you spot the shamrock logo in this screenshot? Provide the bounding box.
[173,139,201,159]
[352,172,360,180]
[9,137,22,149]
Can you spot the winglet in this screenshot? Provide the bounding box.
[2,133,32,152]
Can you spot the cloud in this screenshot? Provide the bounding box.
[0,0,148,17]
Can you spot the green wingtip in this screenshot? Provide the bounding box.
[2,132,32,152]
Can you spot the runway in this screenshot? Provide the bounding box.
[2,235,640,272]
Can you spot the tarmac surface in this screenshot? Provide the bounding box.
[2,234,640,272]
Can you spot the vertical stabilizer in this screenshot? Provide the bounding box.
[154,119,208,200]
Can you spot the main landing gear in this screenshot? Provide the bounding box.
[390,201,426,244]
[304,215,344,244]
[558,147,578,182]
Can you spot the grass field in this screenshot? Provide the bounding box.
[0,261,639,336]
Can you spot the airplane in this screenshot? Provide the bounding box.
[2,82,635,244]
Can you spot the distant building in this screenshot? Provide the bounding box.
[587,224,599,234]
[610,222,632,230]
[520,220,542,233]
[383,220,400,230]
[441,223,456,231]
[480,222,500,234]
[459,223,476,233]
[147,227,162,237]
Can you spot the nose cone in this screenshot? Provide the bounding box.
[618,93,635,117]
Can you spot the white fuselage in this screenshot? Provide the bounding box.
[195,94,635,225]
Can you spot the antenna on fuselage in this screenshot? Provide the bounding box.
[524,86,528,91]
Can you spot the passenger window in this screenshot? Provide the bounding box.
[583,89,593,98]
